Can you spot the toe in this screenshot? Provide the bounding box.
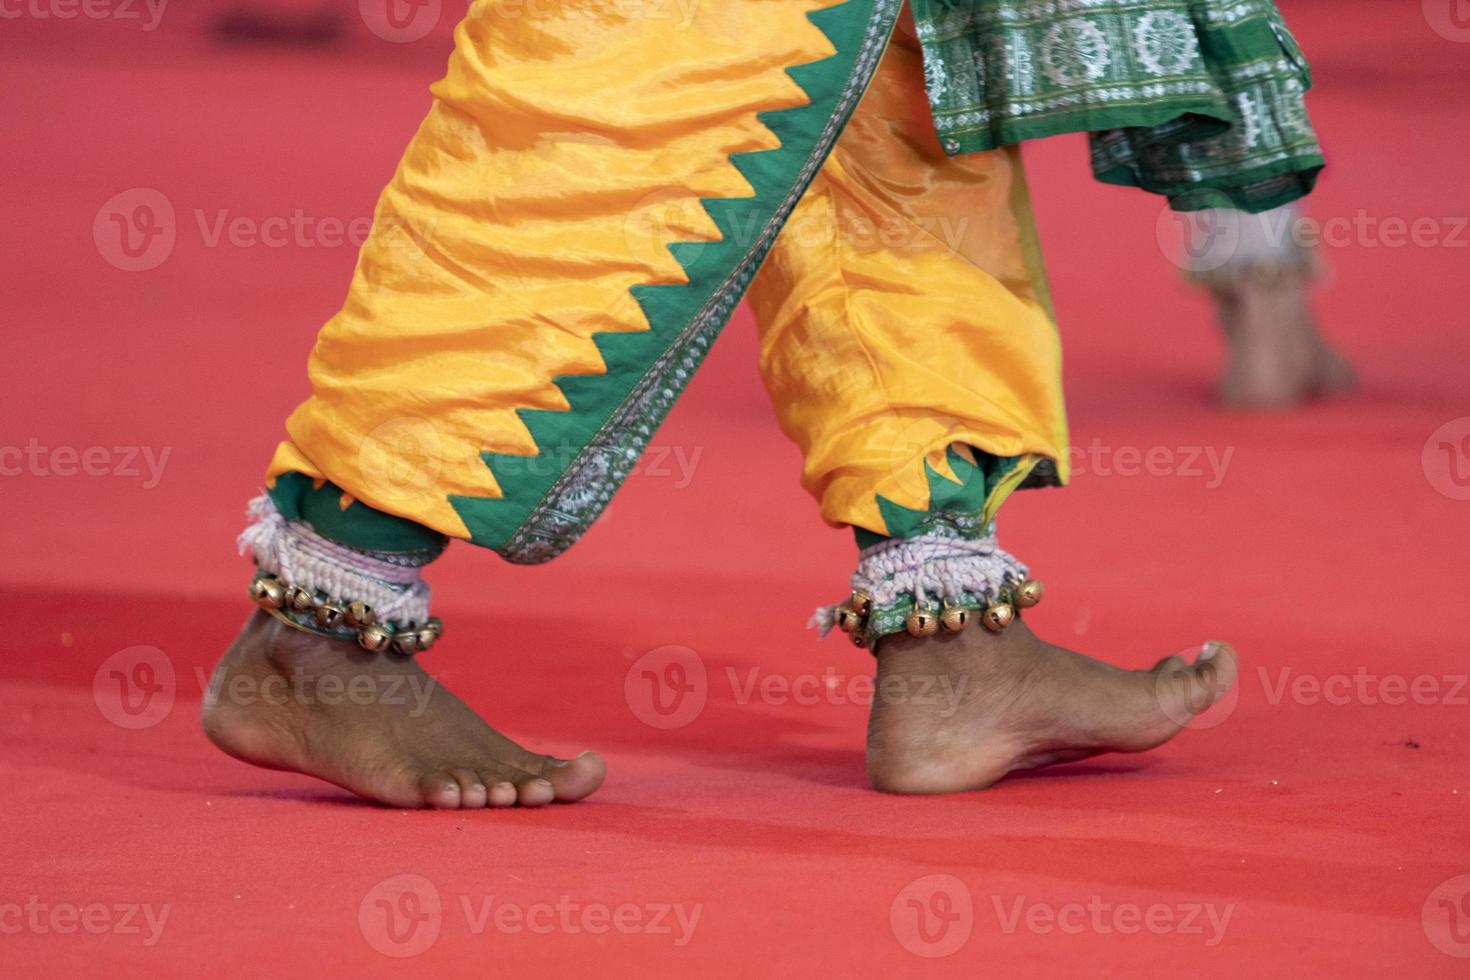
[487,781,517,808]
[418,771,462,809]
[1191,641,1239,710]
[516,778,555,807]
[541,751,606,803]
[452,769,488,809]
[1152,654,1188,673]
[1154,641,1239,724]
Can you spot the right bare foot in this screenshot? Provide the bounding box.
[202,611,606,809]
[866,620,1238,794]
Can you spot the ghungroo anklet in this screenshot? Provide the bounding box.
[240,494,442,656]
[811,532,1042,651]
[247,571,442,654]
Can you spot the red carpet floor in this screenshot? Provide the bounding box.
[3,2,1468,975]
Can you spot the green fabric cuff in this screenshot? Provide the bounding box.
[267,472,448,564]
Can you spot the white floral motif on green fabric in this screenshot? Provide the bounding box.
[910,0,1324,213]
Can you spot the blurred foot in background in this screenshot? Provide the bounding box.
[1183,203,1356,410]
[208,0,345,48]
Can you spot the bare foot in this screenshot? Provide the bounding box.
[865,620,1237,794]
[1213,276,1354,409]
[202,612,606,808]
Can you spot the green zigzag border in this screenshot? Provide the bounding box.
[449,0,902,562]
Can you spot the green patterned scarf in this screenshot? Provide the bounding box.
[911,0,1325,212]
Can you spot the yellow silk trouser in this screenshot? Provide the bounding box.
[748,20,1066,535]
[264,0,1067,560]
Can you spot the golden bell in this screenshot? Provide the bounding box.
[905,609,939,637]
[836,607,862,634]
[415,627,438,652]
[248,576,284,610]
[981,603,1015,632]
[940,604,970,633]
[1012,579,1044,609]
[313,603,346,630]
[851,590,872,616]
[393,630,421,656]
[357,623,392,653]
[424,617,444,638]
[284,586,315,614]
[345,601,375,628]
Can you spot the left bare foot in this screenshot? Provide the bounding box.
[1213,276,1355,409]
[865,620,1237,794]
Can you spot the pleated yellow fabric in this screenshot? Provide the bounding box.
[268,0,869,543]
[265,0,1066,552]
[748,20,1067,534]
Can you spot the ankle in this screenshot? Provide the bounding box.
[240,611,375,676]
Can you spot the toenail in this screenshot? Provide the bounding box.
[1200,642,1222,661]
